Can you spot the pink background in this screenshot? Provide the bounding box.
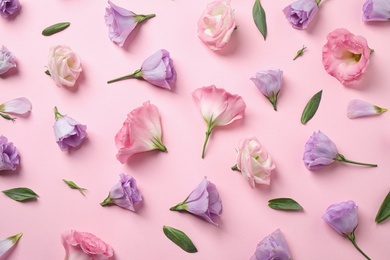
[1,0,390,259]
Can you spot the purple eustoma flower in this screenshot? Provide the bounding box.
[0,135,20,172]
[170,177,222,225]
[105,1,155,47]
[107,49,176,90]
[53,107,88,152]
[250,69,283,111]
[0,46,16,75]
[101,173,143,212]
[250,229,292,260]
[347,99,387,119]
[363,0,390,22]
[0,0,21,19]
[283,0,319,30]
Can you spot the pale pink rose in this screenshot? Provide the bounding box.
[347,99,387,119]
[115,101,167,163]
[236,136,275,188]
[322,28,371,86]
[61,230,113,260]
[47,45,82,88]
[197,0,236,51]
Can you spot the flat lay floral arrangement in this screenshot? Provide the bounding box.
[1,0,390,259]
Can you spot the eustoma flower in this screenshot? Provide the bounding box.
[323,201,371,260]
[0,97,32,122]
[47,45,82,88]
[61,230,114,260]
[322,28,371,86]
[107,49,176,90]
[303,131,377,170]
[0,45,16,75]
[0,135,19,172]
[197,0,236,51]
[101,173,143,212]
[250,229,292,260]
[115,101,167,164]
[105,0,155,47]
[347,99,387,119]
[0,0,21,19]
[170,177,222,225]
[192,85,246,158]
[362,0,390,22]
[283,0,320,30]
[0,233,22,259]
[250,69,283,111]
[232,136,275,188]
[53,107,88,151]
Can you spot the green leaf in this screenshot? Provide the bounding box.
[42,22,70,36]
[253,0,267,40]
[375,191,390,223]
[268,198,303,211]
[163,225,197,253]
[301,90,322,124]
[63,179,87,196]
[2,187,39,201]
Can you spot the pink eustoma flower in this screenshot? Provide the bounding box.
[0,233,22,259]
[0,97,32,122]
[170,177,222,225]
[283,0,319,30]
[347,99,387,119]
[250,229,292,260]
[192,85,246,158]
[61,230,114,260]
[363,0,390,22]
[115,101,167,164]
[0,45,16,75]
[105,0,155,47]
[107,49,176,90]
[322,28,371,86]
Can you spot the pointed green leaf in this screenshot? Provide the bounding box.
[163,225,197,253]
[268,198,303,211]
[2,187,39,201]
[375,191,390,223]
[301,90,322,124]
[253,0,267,40]
[42,22,70,36]
[63,179,87,196]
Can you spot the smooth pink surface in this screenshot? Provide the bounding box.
[1,0,390,259]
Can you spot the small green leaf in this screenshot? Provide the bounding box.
[2,187,39,201]
[42,22,70,36]
[163,225,197,253]
[0,112,16,122]
[252,0,267,40]
[63,179,87,196]
[375,191,390,223]
[268,198,303,211]
[301,90,322,124]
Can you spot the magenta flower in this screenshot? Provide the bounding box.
[363,0,390,22]
[322,28,371,86]
[115,101,167,164]
[323,201,371,259]
[61,230,114,260]
[107,49,176,90]
[347,99,387,119]
[250,69,283,111]
[0,0,20,19]
[53,107,88,152]
[0,97,32,122]
[101,173,143,212]
[0,135,19,172]
[0,45,16,75]
[283,0,320,30]
[250,229,292,260]
[192,85,246,158]
[170,177,222,225]
[105,0,155,47]
[303,131,377,170]
[0,233,22,259]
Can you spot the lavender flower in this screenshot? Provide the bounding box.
[362,0,390,22]
[250,229,292,260]
[0,46,16,75]
[250,69,283,111]
[101,173,143,211]
[105,0,155,47]
[0,135,20,172]
[170,177,222,225]
[347,99,387,119]
[0,0,21,19]
[283,0,320,30]
[53,107,88,151]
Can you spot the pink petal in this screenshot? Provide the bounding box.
[347,99,387,119]
[0,97,32,115]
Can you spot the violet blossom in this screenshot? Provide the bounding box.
[283,0,320,30]
[0,0,21,19]
[362,0,390,22]
[0,135,20,172]
[250,229,292,260]
[250,69,283,111]
[347,99,387,119]
[0,45,16,75]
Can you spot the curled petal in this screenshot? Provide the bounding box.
[0,97,32,115]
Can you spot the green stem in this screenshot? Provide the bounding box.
[347,233,371,260]
[151,137,167,152]
[100,194,112,206]
[0,112,15,122]
[169,203,187,211]
[54,106,63,120]
[231,164,240,171]
[334,154,377,167]
[107,69,142,84]
[201,126,213,159]
[293,45,306,60]
[315,0,321,5]
[135,13,156,23]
